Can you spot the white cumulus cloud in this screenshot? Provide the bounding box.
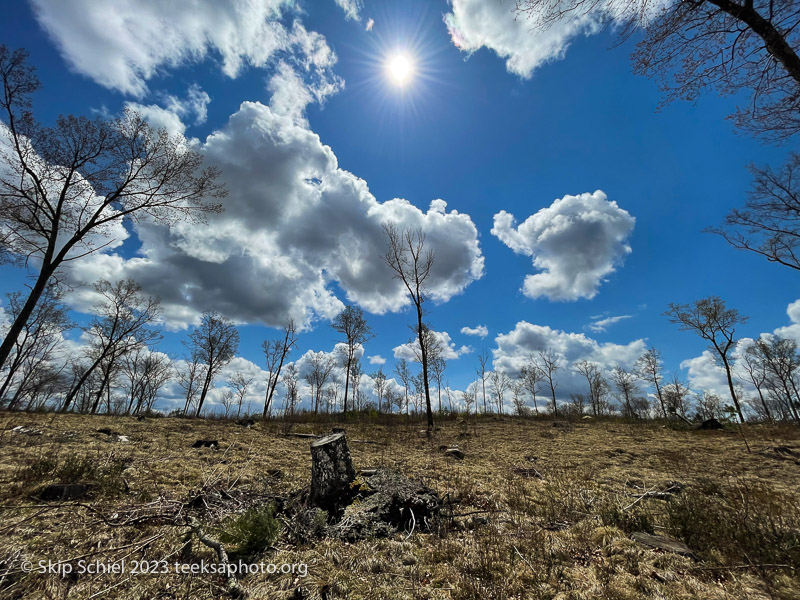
[491,191,635,301]
[461,325,488,338]
[30,0,328,97]
[65,101,484,329]
[393,329,472,362]
[444,0,665,79]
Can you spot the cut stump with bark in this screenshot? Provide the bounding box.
[310,433,356,511]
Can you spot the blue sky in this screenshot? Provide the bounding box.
[1,0,797,411]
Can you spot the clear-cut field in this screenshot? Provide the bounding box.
[0,413,798,599]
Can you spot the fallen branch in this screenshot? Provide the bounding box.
[188,517,247,599]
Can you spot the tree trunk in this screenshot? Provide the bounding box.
[92,354,117,414]
[719,353,745,422]
[195,365,214,417]
[0,266,55,371]
[708,0,800,87]
[343,353,352,414]
[416,306,434,430]
[310,433,355,510]
[62,353,106,412]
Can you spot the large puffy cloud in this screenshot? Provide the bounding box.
[492,191,634,301]
[444,0,664,79]
[445,0,599,79]
[65,101,484,328]
[30,0,338,97]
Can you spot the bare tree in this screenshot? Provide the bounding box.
[462,381,478,415]
[710,154,800,272]
[611,364,639,417]
[516,0,800,140]
[511,381,528,416]
[0,284,70,408]
[574,359,607,417]
[749,335,800,420]
[178,354,206,416]
[635,347,667,418]
[230,371,254,419]
[0,46,225,372]
[490,369,512,414]
[331,306,373,414]
[219,388,235,418]
[372,368,388,413]
[349,359,365,411]
[538,349,562,416]
[120,347,173,415]
[261,320,297,419]
[568,393,587,417]
[740,341,774,421]
[394,358,411,415]
[382,223,436,429]
[305,352,336,414]
[666,297,748,421]
[520,357,543,415]
[186,311,239,417]
[663,374,692,418]
[430,355,447,414]
[62,279,161,413]
[697,390,723,421]
[476,349,490,414]
[282,363,299,418]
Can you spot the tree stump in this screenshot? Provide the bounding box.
[310,433,355,510]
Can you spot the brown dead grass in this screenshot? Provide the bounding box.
[0,412,798,599]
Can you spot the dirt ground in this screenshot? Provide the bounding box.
[0,412,798,599]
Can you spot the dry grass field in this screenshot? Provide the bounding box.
[0,412,798,599]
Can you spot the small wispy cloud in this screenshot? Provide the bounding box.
[588,314,633,333]
[461,325,488,338]
[365,18,374,31]
[368,355,386,365]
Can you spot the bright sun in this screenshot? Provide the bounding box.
[387,53,414,86]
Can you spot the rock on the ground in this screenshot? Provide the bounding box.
[39,483,92,501]
[192,439,218,448]
[443,448,465,460]
[697,418,724,430]
[11,425,43,436]
[631,532,694,556]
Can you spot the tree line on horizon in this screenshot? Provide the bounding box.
[2,0,800,426]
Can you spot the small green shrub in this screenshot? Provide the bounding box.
[219,504,281,559]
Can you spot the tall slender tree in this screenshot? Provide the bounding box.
[331,306,372,414]
[261,320,297,418]
[666,297,748,421]
[186,311,239,417]
[382,224,436,429]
